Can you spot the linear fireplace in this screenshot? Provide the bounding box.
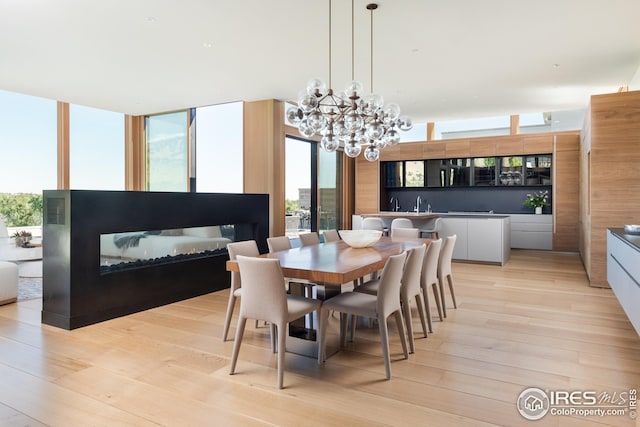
[42,190,269,330]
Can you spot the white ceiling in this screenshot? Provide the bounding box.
[1,0,639,123]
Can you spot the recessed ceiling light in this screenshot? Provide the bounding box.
[202,42,213,48]
[553,63,560,68]
[146,16,156,22]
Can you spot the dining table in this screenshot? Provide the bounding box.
[226,235,431,356]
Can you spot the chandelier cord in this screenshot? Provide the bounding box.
[370,4,374,93]
[328,0,332,89]
[351,0,355,81]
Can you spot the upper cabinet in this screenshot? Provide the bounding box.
[382,154,552,188]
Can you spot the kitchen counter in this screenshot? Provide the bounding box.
[609,228,640,251]
[360,212,440,219]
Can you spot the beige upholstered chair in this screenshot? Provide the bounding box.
[0,261,19,305]
[391,218,413,230]
[267,236,292,253]
[391,227,421,239]
[299,232,320,247]
[420,238,443,333]
[421,217,442,239]
[222,240,260,341]
[438,235,458,317]
[361,217,385,232]
[322,229,340,242]
[355,245,428,353]
[319,252,409,379]
[230,255,322,389]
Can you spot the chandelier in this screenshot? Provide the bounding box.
[286,2,413,162]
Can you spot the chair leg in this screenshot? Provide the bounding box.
[222,293,237,341]
[447,274,458,309]
[393,310,409,359]
[401,297,415,354]
[229,316,247,375]
[432,284,444,322]
[270,323,277,353]
[318,308,329,364]
[340,313,348,347]
[276,322,287,389]
[439,277,447,318]
[415,294,428,338]
[422,287,434,333]
[378,315,392,380]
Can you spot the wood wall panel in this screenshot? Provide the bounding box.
[582,91,640,287]
[56,101,70,190]
[469,140,496,157]
[495,138,523,156]
[124,115,145,191]
[523,135,553,154]
[243,100,285,237]
[423,141,446,159]
[354,156,380,214]
[553,134,580,251]
[445,140,470,158]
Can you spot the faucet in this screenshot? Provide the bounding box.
[389,197,400,212]
[415,196,422,213]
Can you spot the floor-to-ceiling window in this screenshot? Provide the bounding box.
[195,102,243,193]
[0,90,56,235]
[70,104,124,190]
[285,136,341,239]
[146,111,189,191]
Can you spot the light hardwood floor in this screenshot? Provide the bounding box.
[0,250,638,426]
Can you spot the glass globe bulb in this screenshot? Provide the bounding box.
[366,121,385,140]
[298,119,316,138]
[321,135,339,152]
[298,94,318,113]
[370,93,384,112]
[398,115,413,131]
[384,129,401,146]
[344,142,362,158]
[307,111,327,132]
[306,78,327,96]
[344,112,364,132]
[344,80,363,97]
[383,103,400,121]
[286,107,302,125]
[333,120,348,138]
[364,146,380,162]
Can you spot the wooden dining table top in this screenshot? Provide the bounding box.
[226,236,430,285]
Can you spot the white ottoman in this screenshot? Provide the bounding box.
[0,261,19,305]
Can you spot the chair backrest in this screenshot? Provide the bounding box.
[362,217,385,231]
[400,244,426,299]
[227,240,260,291]
[421,238,442,289]
[236,255,288,324]
[424,217,442,232]
[322,229,340,242]
[391,218,413,229]
[438,235,456,278]
[375,252,408,318]
[391,227,420,239]
[267,236,292,253]
[299,232,320,247]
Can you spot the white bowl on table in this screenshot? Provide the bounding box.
[338,230,382,248]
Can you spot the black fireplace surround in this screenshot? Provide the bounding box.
[42,190,269,330]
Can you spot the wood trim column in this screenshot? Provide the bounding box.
[510,115,519,135]
[125,115,145,191]
[426,122,435,141]
[56,102,70,190]
[243,100,285,237]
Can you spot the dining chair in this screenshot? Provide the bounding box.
[391,218,413,230]
[222,240,260,342]
[390,227,421,239]
[421,217,442,239]
[354,245,428,353]
[361,217,385,232]
[438,235,458,317]
[322,229,340,243]
[230,255,322,389]
[299,232,320,247]
[267,235,292,253]
[420,238,443,333]
[318,252,409,379]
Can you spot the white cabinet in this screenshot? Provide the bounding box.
[440,217,468,259]
[510,214,552,250]
[607,230,640,335]
[441,216,510,265]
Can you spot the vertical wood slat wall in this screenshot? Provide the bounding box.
[580,90,640,287]
[356,131,581,252]
[56,102,70,190]
[124,115,145,191]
